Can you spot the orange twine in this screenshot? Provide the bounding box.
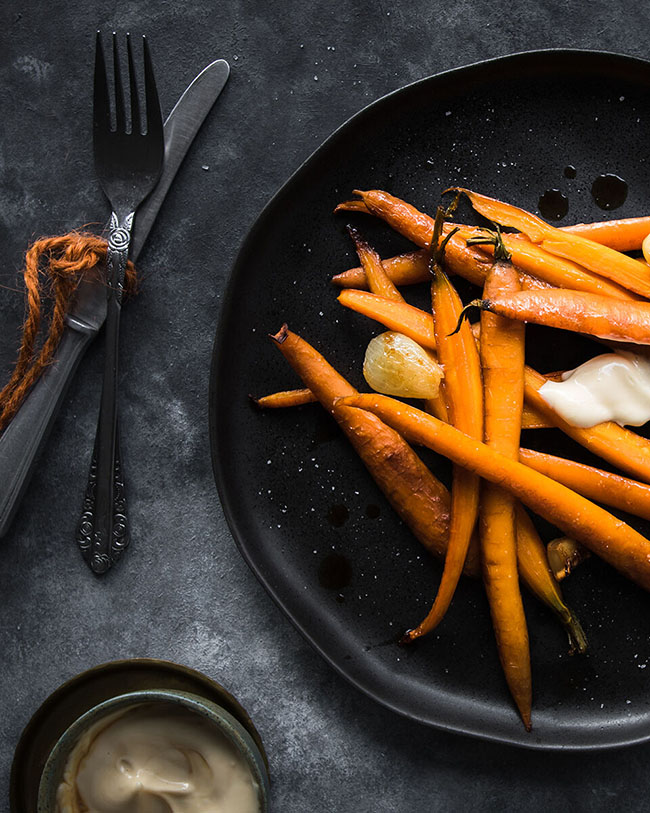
[0,232,137,433]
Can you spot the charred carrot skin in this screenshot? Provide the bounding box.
[337,393,650,592]
[519,448,650,522]
[454,188,650,299]
[405,264,484,641]
[476,289,650,345]
[480,259,531,729]
[269,326,480,575]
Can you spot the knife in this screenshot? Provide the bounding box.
[0,58,230,538]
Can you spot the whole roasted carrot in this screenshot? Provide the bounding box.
[454,188,650,299]
[519,448,650,522]
[254,385,553,428]
[404,215,484,642]
[336,393,650,591]
[468,289,650,344]
[332,213,650,289]
[337,194,650,251]
[479,248,531,729]
[336,192,543,290]
[338,191,639,295]
[268,325,480,575]
[347,226,404,302]
[338,289,437,350]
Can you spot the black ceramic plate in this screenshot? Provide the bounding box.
[210,50,650,749]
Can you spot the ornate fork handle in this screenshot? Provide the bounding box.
[76,212,133,573]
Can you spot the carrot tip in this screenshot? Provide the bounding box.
[248,394,262,409]
[398,629,419,647]
[269,324,289,344]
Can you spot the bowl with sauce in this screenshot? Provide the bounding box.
[36,688,269,812]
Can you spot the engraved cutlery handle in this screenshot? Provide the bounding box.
[77,213,131,573]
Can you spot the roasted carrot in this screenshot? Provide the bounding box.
[332,249,430,289]
[332,214,650,289]
[348,226,404,302]
[479,249,531,729]
[466,230,638,301]
[514,506,587,654]
[339,288,650,481]
[338,194,650,251]
[564,215,650,251]
[454,188,650,299]
[253,388,317,408]
[524,366,650,484]
[336,393,650,591]
[259,339,583,647]
[519,448,650,522]
[521,404,552,430]
[336,192,545,290]
[404,219,484,642]
[268,325,479,575]
[255,384,552,429]
[338,289,437,350]
[338,191,641,295]
[469,289,650,345]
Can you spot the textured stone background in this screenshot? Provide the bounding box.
[2,1,650,810]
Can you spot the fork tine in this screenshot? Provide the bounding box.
[142,36,162,138]
[126,34,140,135]
[112,32,126,132]
[93,31,111,134]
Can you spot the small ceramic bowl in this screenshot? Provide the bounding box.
[37,688,270,812]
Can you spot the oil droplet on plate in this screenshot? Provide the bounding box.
[327,504,349,527]
[318,553,352,591]
[563,165,577,179]
[591,174,628,210]
[538,189,568,221]
[365,504,381,519]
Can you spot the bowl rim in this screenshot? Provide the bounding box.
[37,688,270,812]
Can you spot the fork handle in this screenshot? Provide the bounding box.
[77,213,132,573]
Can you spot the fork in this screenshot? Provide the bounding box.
[76,32,164,574]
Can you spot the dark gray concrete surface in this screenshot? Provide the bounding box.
[2,1,650,810]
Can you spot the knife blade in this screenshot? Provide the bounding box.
[0,58,230,538]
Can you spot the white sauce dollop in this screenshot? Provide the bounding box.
[539,351,650,428]
[56,703,261,813]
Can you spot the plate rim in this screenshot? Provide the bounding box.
[209,48,650,751]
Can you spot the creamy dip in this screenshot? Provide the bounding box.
[539,351,650,428]
[56,703,261,813]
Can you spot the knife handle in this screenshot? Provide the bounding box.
[0,326,94,537]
